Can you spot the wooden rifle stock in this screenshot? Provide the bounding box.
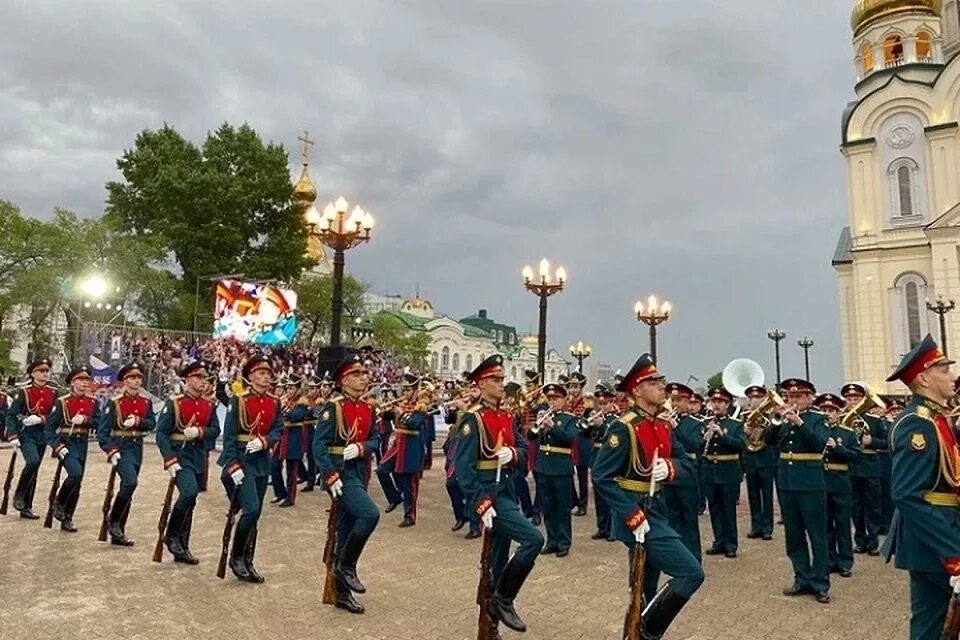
[0,451,17,515]
[476,523,496,640]
[43,460,64,528]
[942,592,960,640]
[623,544,647,640]
[152,478,176,563]
[217,486,241,579]
[322,498,340,604]
[98,467,118,542]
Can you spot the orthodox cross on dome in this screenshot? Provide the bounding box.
[297,130,314,165]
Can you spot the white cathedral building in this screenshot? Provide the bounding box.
[835,0,960,392]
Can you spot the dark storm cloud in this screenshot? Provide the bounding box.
[0,1,858,387]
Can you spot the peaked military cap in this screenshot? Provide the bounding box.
[743,385,766,398]
[567,371,587,386]
[285,374,302,387]
[65,365,92,384]
[504,381,522,396]
[543,382,567,397]
[119,361,147,380]
[523,369,539,384]
[468,354,504,383]
[781,378,816,394]
[27,358,52,374]
[558,374,570,385]
[334,354,366,382]
[708,386,734,402]
[840,382,866,397]
[242,354,273,380]
[887,334,954,384]
[595,382,616,398]
[814,393,844,410]
[401,371,420,387]
[616,354,664,393]
[665,382,693,398]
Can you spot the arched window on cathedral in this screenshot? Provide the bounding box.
[860,42,874,75]
[465,354,473,371]
[511,366,517,379]
[890,273,931,361]
[887,158,923,223]
[431,352,439,371]
[883,35,904,66]
[452,353,460,372]
[441,346,450,371]
[916,31,932,61]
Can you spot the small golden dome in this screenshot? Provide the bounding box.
[852,0,940,35]
[293,165,317,204]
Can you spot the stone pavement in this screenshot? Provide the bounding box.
[0,446,907,640]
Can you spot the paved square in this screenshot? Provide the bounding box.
[0,445,907,639]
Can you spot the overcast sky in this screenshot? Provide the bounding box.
[0,1,859,389]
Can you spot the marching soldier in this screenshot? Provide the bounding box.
[814,393,859,578]
[314,354,381,614]
[302,372,332,492]
[587,382,619,540]
[880,335,960,639]
[44,365,100,532]
[593,354,704,638]
[841,382,887,555]
[97,362,155,545]
[767,378,831,603]
[690,391,708,515]
[566,371,590,517]
[662,382,703,561]
[271,375,310,507]
[701,386,744,558]
[533,382,577,557]
[376,372,428,527]
[156,361,220,564]
[520,369,544,526]
[443,381,478,537]
[5,357,56,520]
[455,354,543,635]
[742,384,777,541]
[219,354,283,582]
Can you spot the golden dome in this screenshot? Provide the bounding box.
[852,0,940,35]
[293,164,317,204]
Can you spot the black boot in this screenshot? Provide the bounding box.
[489,558,535,632]
[229,525,252,581]
[334,575,364,614]
[108,496,134,546]
[60,482,80,531]
[638,584,691,640]
[177,509,199,565]
[164,507,189,561]
[245,527,264,583]
[334,532,370,594]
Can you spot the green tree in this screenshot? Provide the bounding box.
[295,272,368,347]
[706,371,722,391]
[105,122,312,328]
[371,313,430,371]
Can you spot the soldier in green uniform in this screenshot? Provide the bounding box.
[741,385,778,541]
[662,382,703,562]
[881,334,960,640]
[455,355,544,636]
[532,382,577,557]
[766,378,831,603]
[587,382,619,540]
[842,382,888,555]
[593,354,704,639]
[701,386,744,558]
[690,392,708,516]
[5,358,56,520]
[815,393,859,578]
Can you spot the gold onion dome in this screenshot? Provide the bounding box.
[293,165,317,204]
[851,0,940,35]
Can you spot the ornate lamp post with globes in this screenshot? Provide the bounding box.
[634,295,671,364]
[927,295,956,357]
[522,258,566,379]
[305,196,374,346]
[569,341,592,374]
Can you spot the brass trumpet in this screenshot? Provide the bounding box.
[839,386,886,438]
[742,389,785,451]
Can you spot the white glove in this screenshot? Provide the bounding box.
[328,478,344,499]
[10,438,21,452]
[652,458,670,483]
[951,575,960,594]
[57,448,69,460]
[168,463,182,478]
[122,415,136,428]
[108,451,121,466]
[633,519,651,544]
[481,505,497,530]
[230,468,245,486]
[22,415,42,427]
[183,426,201,440]
[70,414,85,426]
[343,443,361,461]
[244,438,264,454]
[496,447,513,465]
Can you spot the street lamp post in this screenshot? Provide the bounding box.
[522,259,566,379]
[797,336,814,381]
[305,196,375,346]
[767,329,786,385]
[927,295,956,357]
[634,295,672,364]
[569,341,592,374]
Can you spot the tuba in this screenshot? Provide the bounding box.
[838,386,886,438]
[721,358,770,451]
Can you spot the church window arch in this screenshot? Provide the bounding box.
[452,353,460,372]
[889,272,931,361]
[883,35,904,66]
[431,352,439,371]
[441,346,450,371]
[887,157,923,222]
[860,42,874,74]
[465,354,473,371]
[916,31,932,60]
[511,366,517,379]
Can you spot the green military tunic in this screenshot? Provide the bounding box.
[663,414,703,562]
[824,423,859,574]
[701,416,744,555]
[850,413,887,552]
[741,421,778,539]
[534,412,577,554]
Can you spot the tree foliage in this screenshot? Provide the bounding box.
[706,371,723,391]
[295,272,368,347]
[371,313,430,371]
